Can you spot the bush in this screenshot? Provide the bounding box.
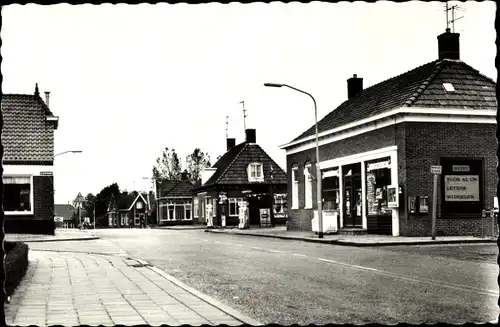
[4,241,29,299]
[4,219,55,235]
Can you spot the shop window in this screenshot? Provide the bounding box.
[273,194,288,218]
[291,165,299,209]
[3,176,32,213]
[365,158,392,217]
[229,198,243,216]
[304,162,313,208]
[322,170,340,211]
[193,198,199,218]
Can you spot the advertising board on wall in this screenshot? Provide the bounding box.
[444,175,480,202]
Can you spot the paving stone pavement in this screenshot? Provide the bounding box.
[5,251,245,326]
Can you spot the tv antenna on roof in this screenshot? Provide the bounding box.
[445,1,465,33]
[240,101,247,131]
[225,116,229,139]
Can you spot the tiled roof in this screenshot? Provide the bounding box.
[2,92,58,162]
[160,180,194,197]
[54,204,76,220]
[291,59,497,143]
[200,141,287,187]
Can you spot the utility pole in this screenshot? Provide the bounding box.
[240,101,247,131]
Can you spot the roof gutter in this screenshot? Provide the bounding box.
[281,107,497,150]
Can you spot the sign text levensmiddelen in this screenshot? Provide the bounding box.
[444,175,479,202]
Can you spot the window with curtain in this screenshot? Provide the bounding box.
[3,176,31,212]
[304,163,312,208]
[292,165,299,209]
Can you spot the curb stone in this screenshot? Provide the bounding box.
[5,236,100,243]
[204,229,497,247]
[130,258,263,326]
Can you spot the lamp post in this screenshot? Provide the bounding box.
[264,83,324,238]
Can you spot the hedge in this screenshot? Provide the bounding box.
[4,241,29,299]
[4,219,55,235]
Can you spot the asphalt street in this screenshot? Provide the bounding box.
[83,229,498,324]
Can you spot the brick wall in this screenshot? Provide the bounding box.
[403,122,497,236]
[285,121,496,236]
[406,218,482,236]
[33,176,54,221]
[286,125,399,231]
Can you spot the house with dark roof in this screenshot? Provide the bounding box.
[281,29,497,237]
[107,191,154,227]
[54,204,77,228]
[155,178,196,225]
[192,129,288,227]
[2,84,59,234]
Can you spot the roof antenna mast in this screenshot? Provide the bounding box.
[445,1,464,33]
[240,101,247,131]
[225,116,229,139]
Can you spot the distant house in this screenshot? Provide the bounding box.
[107,192,154,227]
[54,204,76,228]
[156,178,195,225]
[2,84,59,233]
[191,129,288,227]
[281,29,497,236]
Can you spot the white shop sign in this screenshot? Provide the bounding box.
[444,175,480,202]
[367,160,390,172]
[452,165,470,172]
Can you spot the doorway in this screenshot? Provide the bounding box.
[343,164,363,227]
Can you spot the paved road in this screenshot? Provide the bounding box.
[90,229,498,325]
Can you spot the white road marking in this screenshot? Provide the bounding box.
[197,239,498,296]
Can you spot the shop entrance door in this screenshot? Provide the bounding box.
[343,173,363,227]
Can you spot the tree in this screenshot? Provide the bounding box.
[152,147,182,183]
[185,148,212,184]
[82,193,97,219]
[93,183,121,227]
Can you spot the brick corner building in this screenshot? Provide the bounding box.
[2,84,59,234]
[281,29,497,237]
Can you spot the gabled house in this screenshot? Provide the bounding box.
[107,191,154,227]
[54,204,77,228]
[2,84,59,234]
[281,29,497,237]
[156,178,195,225]
[192,129,288,227]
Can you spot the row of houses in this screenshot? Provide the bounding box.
[106,129,289,228]
[3,28,497,237]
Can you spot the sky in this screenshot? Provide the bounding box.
[1,1,496,204]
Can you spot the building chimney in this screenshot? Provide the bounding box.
[226,138,236,151]
[438,28,460,60]
[347,74,363,100]
[44,91,50,107]
[245,129,256,143]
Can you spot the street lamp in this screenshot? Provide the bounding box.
[264,83,324,238]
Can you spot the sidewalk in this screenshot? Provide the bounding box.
[205,226,497,246]
[5,228,98,243]
[154,225,207,230]
[5,251,260,326]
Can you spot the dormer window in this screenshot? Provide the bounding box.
[248,163,264,182]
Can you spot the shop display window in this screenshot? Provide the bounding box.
[322,175,340,211]
[365,159,392,216]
